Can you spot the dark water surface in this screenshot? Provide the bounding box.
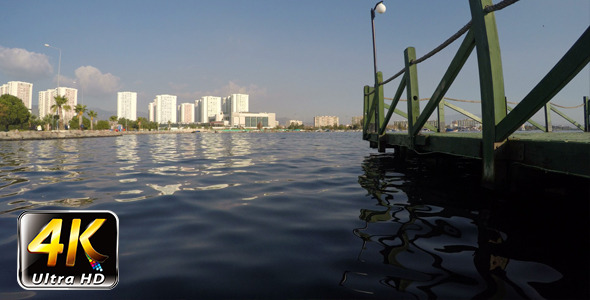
[0,132,588,299]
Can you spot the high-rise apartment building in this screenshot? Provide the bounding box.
[196,96,222,123]
[223,94,249,120]
[154,94,177,124]
[351,116,363,126]
[314,116,339,128]
[117,92,137,121]
[179,103,195,124]
[148,102,156,122]
[38,87,77,122]
[1,81,33,110]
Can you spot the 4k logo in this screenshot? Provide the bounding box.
[18,211,119,290]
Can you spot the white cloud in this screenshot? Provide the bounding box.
[74,66,121,96]
[209,81,267,98]
[0,46,53,80]
[169,80,268,101]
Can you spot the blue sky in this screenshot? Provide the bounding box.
[1,0,588,125]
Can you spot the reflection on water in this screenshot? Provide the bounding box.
[0,133,587,299]
[345,152,587,299]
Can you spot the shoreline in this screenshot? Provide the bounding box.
[0,129,357,141]
[0,129,201,141]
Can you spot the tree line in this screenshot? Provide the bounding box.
[0,94,161,131]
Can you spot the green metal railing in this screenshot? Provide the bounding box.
[363,0,590,185]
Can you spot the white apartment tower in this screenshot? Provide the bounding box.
[38,87,77,122]
[223,94,249,120]
[314,116,339,127]
[117,92,137,121]
[196,96,222,123]
[179,103,195,124]
[1,81,33,110]
[154,94,177,124]
[148,102,156,122]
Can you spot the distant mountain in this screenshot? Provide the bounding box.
[86,107,117,121]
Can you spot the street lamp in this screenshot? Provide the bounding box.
[44,44,61,90]
[44,43,62,130]
[371,1,386,78]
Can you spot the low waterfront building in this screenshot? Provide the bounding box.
[231,112,276,129]
[288,120,303,126]
[314,116,339,128]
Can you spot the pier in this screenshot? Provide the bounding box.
[363,0,590,188]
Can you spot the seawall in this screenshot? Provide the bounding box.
[0,130,123,141]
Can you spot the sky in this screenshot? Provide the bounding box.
[1,0,588,125]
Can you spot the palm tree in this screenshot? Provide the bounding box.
[74,104,87,130]
[42,114,54,131]
[137,117,147,131]
[87,110,98,130]
[50,95,71,130]
[109,115,118,130]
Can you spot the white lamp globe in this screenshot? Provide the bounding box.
[375,2,386,14]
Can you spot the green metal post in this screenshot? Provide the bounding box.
[363,85,370,139]
[364,87,375,135]
[375,72,384,135]
[585,96,590,132]
[404,47,420,147]
[374,72,386,152]
[437,101,445,132]
[469,0,507,188]
[544,103,553,132]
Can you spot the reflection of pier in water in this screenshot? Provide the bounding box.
[341,153,571,299]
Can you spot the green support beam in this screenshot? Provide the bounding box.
[469,0,507,187]
[496,26,590,141]
[379,73,407,135]
[544,103,553,132]
[550,105,585,131]
[363,86,368,139]
[375,72,384,136]
[363,86,375,135]
[506,106,545,131]
[584,96,589,132]
[444,101,482,123]
[437,101,445,132]
[404,47,420,147]
[411,30,475,137]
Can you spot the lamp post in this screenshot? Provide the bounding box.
[371,1,386,134]
[44,44,61,90]
[44,43,61,130]
[371,1,386,79]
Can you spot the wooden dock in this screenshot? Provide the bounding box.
[366,131,590,180]
[363,0,590,188]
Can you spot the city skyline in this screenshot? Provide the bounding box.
[0,1,588,125]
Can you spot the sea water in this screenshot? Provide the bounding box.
[0,132,587,299]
